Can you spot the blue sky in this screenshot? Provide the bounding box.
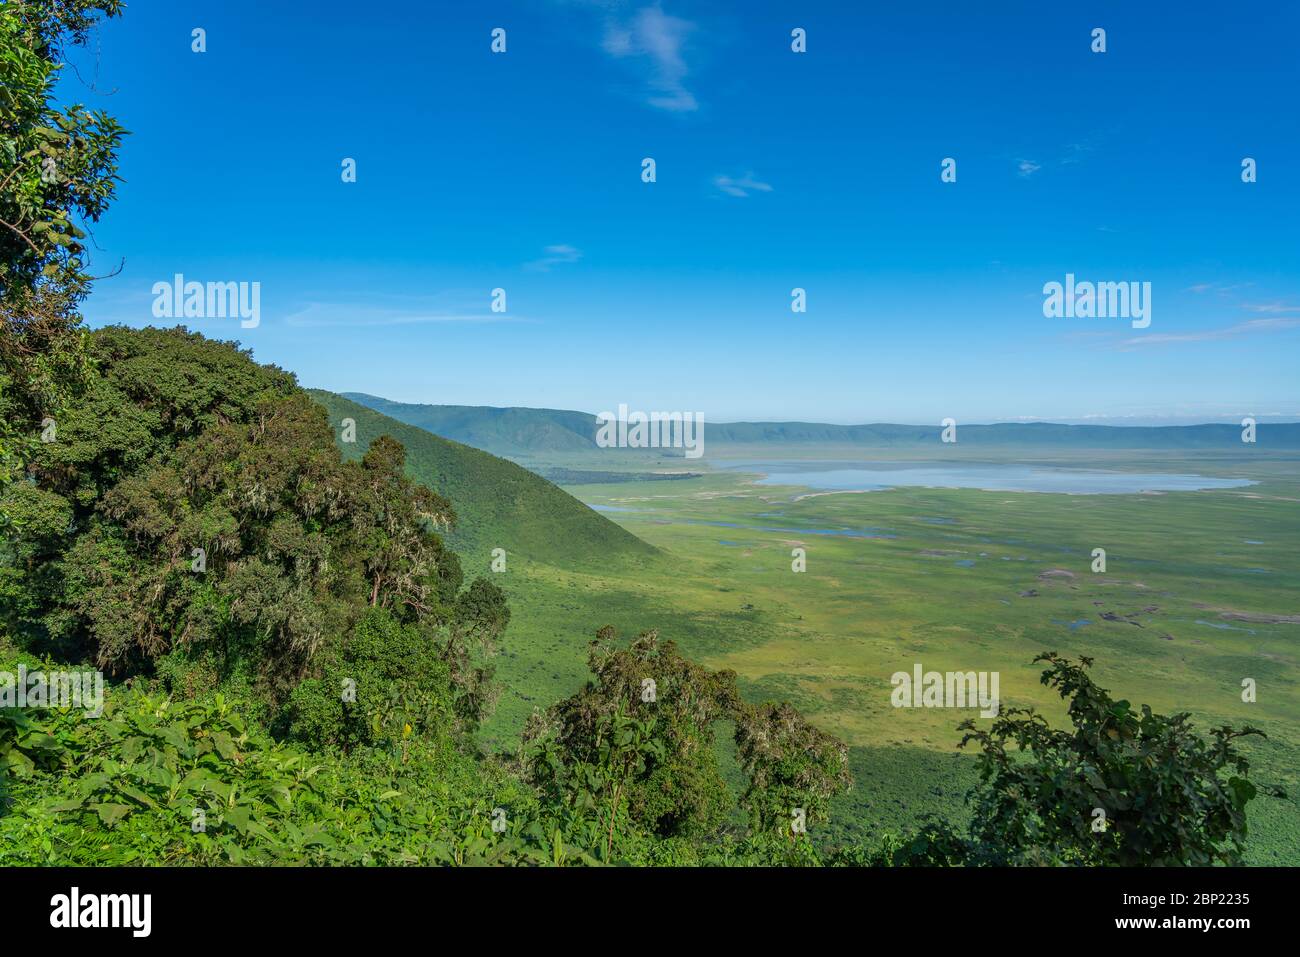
[68,0,1300,424]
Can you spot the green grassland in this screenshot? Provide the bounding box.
[310,396,1299,861]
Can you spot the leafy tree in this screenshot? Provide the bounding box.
[282,607,456,753]
[956,652,1275,866]
[1,0,125,490]
[3,326,305,661]
[53,390,361,677]
[442,577,510,729]
[734,700,852,837]
[323,432,510,731]
[353,434,457,615]
[524,626,853,859]
[524,628,741,850]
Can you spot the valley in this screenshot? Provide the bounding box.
[494,449,1300,861]
[316,393,1300,862]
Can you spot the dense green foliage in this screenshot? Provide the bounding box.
[523,626,850,856]
[0,640,842,867]
[2,634,1272,866]
[3,327,510,733]
[956,653,1276,866]
[1,0,125,490]
[0,646,560,866]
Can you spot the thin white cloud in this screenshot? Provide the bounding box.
[1242,301,1300,314]
[525,244,582,272]
[1119,317,1300,349]
[713,173,772,198]
[1059,141,1096,166]
[1186,282,1253,296]
[284,302,528,328]
[1006,132,1112,182]
[601,5,698,112]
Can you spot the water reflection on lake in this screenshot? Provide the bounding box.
[721,462,1254,495]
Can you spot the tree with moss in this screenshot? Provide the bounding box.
[2,327,510,732]
[524,626,853,859]
[734,699,851,838]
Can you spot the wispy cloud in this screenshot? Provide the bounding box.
[713,173,772,198]
[1118,317,1300,350]
[1242,301,1300,314]
[525,244,582,272]
[1187,282,1253,296]
[601,5,698,112]
[284,300,528,328]
[1059,141,1096,166]
[1014,132,1109,179]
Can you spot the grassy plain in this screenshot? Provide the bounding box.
[480,446,1300,862]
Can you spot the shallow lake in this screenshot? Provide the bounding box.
[721,462,1255,495]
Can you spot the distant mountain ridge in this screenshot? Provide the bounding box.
[342,394,598,455]
[340,394,1300,454]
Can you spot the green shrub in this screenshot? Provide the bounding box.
[283,607,456,752]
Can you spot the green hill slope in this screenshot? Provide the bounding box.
[309,391,655,569]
